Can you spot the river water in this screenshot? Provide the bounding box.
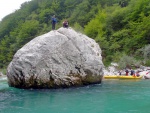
[0,77,150,113]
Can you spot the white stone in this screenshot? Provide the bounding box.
[7,27,104,88]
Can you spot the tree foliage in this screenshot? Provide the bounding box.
[84,0,150,65]
[0,0,150,68]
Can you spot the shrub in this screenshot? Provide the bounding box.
[143,44,150,62]
[145,60,150,66]
[118,54,141,69]
[0,68,6,75]
[73,22,84,33]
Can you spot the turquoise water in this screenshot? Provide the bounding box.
[0,78,150,113]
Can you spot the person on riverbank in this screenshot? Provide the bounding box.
[51,15,57,30]
[118,70,122,75]
[146,71,150,75]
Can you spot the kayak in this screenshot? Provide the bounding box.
[118,75,142,79]
[104,75,119,79]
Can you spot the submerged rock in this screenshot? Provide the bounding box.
[7,27,104,89]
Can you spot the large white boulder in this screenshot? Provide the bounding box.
[7,27,104,88]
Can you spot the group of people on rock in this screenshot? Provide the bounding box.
[51,15,69,30]
[119,69,140,77]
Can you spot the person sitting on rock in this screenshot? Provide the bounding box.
[63,20,69,28]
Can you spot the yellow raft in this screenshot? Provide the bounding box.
[104,75,142,79]
[118,75,142,79]
[104,75,119,79]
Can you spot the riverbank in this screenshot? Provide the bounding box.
[104,63,150,79]
[0,72,5,76]
[0,75,7,81]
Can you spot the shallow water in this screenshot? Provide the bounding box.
[0,78,150,113]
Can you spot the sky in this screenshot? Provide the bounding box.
[0,0,31,21]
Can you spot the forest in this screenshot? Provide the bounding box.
[0,0,150,69]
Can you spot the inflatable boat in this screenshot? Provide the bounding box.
[104,75,142,79]
[104,75,119,79]
[118,75,142,79]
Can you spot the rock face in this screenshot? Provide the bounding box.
[7,27,104,89]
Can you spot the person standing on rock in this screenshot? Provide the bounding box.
[51,15,57,30]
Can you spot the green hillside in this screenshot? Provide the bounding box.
[0,0,150,68]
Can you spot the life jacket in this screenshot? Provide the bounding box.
[52,18,56,23]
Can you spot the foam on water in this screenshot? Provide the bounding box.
[0,76,7,81]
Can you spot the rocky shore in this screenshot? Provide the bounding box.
[0,72,7,81]
[0,72,5,76]
[104,63,150,79]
